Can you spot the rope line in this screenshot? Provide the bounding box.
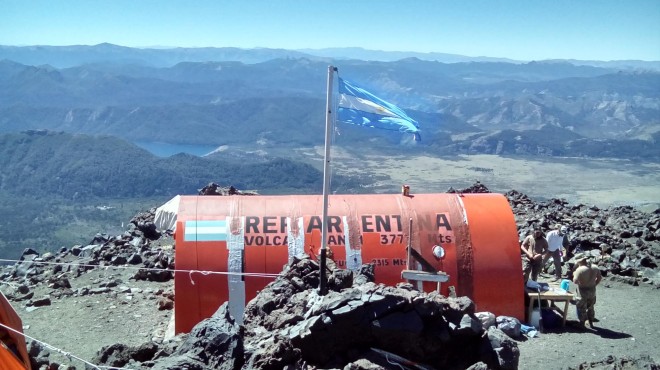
[0,322,134,370]
[385,353,406,370]
[0,258,280,280]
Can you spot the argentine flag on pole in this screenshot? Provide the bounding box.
[337,78,421,141]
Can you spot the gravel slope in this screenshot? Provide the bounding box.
[14,259,174,367]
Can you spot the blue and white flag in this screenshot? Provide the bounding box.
[184,220,227,242]
[337,78,421,141]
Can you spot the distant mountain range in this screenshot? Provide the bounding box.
[2,43,659,70]
[0,43,658,161]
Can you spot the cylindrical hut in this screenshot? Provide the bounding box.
[173,193,524,333]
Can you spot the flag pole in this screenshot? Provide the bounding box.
[319,65,337,296]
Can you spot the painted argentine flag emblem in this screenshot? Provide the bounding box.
[184,220,227,242]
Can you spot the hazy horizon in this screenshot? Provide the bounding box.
[2,43,658,65]
[2,0,659,62]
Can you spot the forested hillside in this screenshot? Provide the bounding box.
[0,130,364,198]
[0,130,365,257]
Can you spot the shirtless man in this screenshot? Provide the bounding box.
[521,228,549,282]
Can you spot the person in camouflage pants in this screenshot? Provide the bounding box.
[572,255,602,327]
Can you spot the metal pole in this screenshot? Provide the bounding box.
[406,218,413,270]
[319,65,336,296]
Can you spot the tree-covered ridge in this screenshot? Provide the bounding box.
[0,130,363,199]
[0,130,367,258]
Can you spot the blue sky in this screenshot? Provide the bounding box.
[1,0,659,61]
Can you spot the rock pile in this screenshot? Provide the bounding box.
[198,182,258,196]
[0,207,175,308]
[446,181,492,194]
[446,182,660,286]
[94,256,520,370]
[503,188,660,286]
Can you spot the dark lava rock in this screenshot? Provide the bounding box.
[504,184,660,286]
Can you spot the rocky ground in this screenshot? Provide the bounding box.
[0,183,658,369]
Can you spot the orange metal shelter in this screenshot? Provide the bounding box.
[0,291,31,370]
[174,193,524,333]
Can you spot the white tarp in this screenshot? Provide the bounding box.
[154,195,181,232]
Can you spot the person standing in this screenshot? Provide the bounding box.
[544,225,569,281]
[572,255,602,328]
[521,227,549,282]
